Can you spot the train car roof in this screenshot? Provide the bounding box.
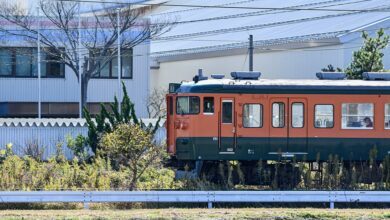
[176,79,390,94]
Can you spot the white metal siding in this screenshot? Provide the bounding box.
[0,118,166,160]
[151,44,345,90]
[0,126,85,160]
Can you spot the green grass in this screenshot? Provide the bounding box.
[0,208,390,220]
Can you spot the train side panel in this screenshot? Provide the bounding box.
[171,93,390,161]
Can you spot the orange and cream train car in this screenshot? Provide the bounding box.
[166,71,390,179]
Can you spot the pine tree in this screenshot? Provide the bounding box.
[84,82,162,155]
[346,29,389,79]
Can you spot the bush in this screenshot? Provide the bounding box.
[100,123,162,190]
[0,152,179,191]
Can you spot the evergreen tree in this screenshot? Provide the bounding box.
[84,82,161,155]
[346,29,389,79]
[321,64,343,72]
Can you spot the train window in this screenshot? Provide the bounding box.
[385,104,390,129]
[176,96,200,115]
[292,103,304,128]
[203,97,214,113]
[272,102,285,128]
[222,101,233,123]
[314,105,334,128]
[243,104,262,128]
[342,103,374,129]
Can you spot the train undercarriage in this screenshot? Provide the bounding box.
[170,157,385,188]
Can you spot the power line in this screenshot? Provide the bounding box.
[151,0,377,22]
[0,0,385,42]
[58,0,390,12]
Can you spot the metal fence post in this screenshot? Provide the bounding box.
[208,201,213,209]
[84,202,89,210]
[83,191,90,210]
[330,201,335,209]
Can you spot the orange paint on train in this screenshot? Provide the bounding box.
[166,93,390,155]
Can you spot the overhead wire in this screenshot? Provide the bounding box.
[0,0,388,62]
[57,0,390,12]
[150,0,379,24]
[0,0,386,43]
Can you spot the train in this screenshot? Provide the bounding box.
[166,71,390,183]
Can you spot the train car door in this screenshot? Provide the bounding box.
[269,98,288,156]
[288,98,308,157]
[219,98,236,154]
[166,95,176,155]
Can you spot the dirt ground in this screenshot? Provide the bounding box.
[0,208,389,219]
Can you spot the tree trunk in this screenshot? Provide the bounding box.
[129,168,138,191]
[81,75,89,118]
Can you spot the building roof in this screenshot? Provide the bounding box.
[150,0,390,60]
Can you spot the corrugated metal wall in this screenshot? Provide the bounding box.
[0,126,85,160]
[0,118,166,161]
[0,42,150,117]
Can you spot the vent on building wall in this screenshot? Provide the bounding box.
[231,71,261,80]
[363,72,390,81]
[316,72,346,80]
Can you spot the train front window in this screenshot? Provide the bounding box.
[176,96,200,115]
[342,103,374,129]
[385,104,390,129]
[203,97,214,114]
[315,105,334,128]
[272,102,285,128]
[243,104,262,128]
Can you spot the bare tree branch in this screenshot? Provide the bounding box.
[0,0,173,116]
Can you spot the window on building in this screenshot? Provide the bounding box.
[243,104,262,128]
[0,48,64,78]
[203,97,214,113]
[45,51,64,77]
[0,49,12,76]
[176,96,200,115]
[292,103,304,128]
[222,101,233,123]
[272,102,285,128]
[385,104,390,129]
[315,105,334,128]
[92,49,133,79]
[99,62,110,77]
[15,48,32,76]
[121,49,132,78]
[342,103,374,129]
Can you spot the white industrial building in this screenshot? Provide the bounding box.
[0,15,150,118]
[149,0,390,90]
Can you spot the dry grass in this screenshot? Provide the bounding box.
[0,208,389,219]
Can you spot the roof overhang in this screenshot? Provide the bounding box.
[151,33,342,67]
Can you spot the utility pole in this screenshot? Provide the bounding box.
[78,3,82,118]
[117,8,121,114]
[249,34,254,72]
[37,7,41,119]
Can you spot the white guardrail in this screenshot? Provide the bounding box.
[0,191,389,209]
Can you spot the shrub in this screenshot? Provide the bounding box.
[100,123,162,190]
